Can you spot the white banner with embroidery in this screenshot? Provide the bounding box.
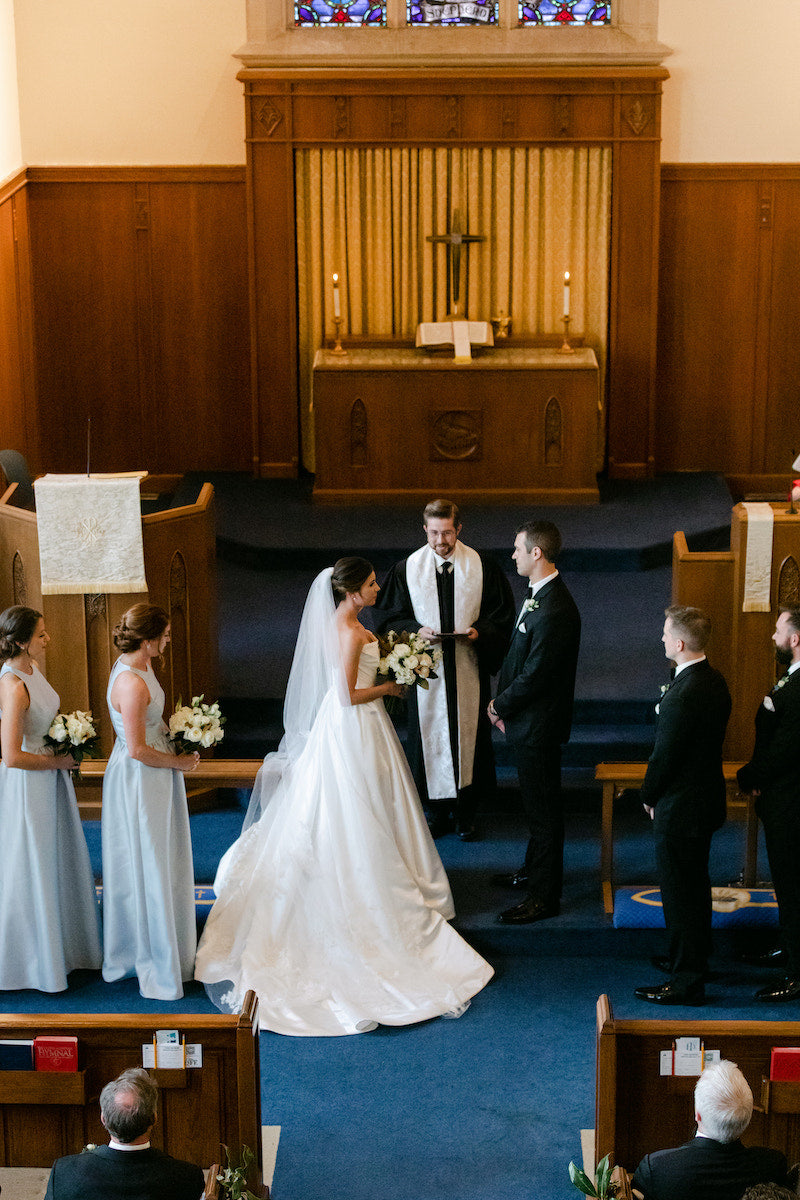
[741,501,774,613]
[34,474,147,595]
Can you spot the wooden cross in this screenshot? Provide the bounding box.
[427,208,485,317]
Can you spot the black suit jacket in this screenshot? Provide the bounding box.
[493,574,580,747]
[44,1144,205,1200]
[632,1134,788,1200]
[639,658,731,836]
[738,667,800,807]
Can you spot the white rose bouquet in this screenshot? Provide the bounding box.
[377,630,442,712]
[168,694,225,754]
[44,710,99,778]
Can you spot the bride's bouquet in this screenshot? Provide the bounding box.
[44,710,99,778]
[377,631,442,712]
[168,694,225,753]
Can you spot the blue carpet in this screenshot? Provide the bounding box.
[613,886,779,929]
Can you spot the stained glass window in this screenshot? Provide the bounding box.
[518,0,610,25]
[407,0,497,25]
[295,0,386,25]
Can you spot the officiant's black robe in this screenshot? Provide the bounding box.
[375,552,514,816]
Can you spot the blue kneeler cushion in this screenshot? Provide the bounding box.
[613,886,779,929]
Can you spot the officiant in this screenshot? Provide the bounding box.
[375,499,514,840]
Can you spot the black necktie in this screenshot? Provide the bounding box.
[438,561,454,633]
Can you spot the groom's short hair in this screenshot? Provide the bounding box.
[517,520,561,563]
[423,499,460,527]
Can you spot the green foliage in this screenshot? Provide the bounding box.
[218,1144,261,1200]
[568,1153,619,1199]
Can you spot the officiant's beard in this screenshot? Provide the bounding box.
[775,646,793,666]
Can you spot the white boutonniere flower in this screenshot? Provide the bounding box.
[774,676,789,690]
[521,598,539,615]
[763,695,776,712]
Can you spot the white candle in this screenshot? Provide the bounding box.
[332,273,341,319]
[563,271,570,318]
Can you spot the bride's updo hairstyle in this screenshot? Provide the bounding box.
[113,603,170,652]
[0,606,42,663]
[331,557,374,607]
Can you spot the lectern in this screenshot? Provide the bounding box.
[0,480,218,757]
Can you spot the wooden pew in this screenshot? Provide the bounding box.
[75,758,263,819]
[0,992,264,1192]
[595,993,800,1175]
[595,761,756,915]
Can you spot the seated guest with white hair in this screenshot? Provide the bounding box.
[44,1067,204,1200]
[631,1060,789,1200]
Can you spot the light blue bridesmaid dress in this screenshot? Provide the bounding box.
[101,659,196,1000]
[0,661,101,992]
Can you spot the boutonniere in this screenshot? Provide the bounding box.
[82,1144,99,1154]
[774,675,789,691]
[521,598,539,615]
[660,682,670,696]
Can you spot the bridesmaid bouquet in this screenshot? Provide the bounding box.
[377,631,442,712]
[168,694,225,753]
[45,710,99,778]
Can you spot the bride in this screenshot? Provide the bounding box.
[194,557,493,1036]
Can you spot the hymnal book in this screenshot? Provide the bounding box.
[0,1039,35,1070]
[34,1035,79,1073]
[770,1047,800,1081]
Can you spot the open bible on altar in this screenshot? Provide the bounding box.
[415,319,493,362]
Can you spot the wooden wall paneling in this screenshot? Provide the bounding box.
[147,181,251,472]
[246,81,299,477]
[763,176,800,472]
[656,171,762,473]
[26,181,143,474]
[0,175,38,469]
[604,80,663,479]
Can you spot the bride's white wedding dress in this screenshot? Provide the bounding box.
[194,640,493,1036]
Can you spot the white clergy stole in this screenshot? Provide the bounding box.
[405,542,483,797]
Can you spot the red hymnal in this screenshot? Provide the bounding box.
[34,1036,78,1072]
[770,1048,800,1081]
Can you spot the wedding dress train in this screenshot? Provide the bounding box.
[194,641,493,1035]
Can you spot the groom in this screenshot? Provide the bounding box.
[376,499,515,840]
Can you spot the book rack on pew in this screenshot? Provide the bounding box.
[75,759,263,819]
[0,991,265,1195]
[596,993,800,1175]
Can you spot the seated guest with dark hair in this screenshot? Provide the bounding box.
[632,1060,788,1200]
[44,1067,204,1200]
[741,1185,799,1200]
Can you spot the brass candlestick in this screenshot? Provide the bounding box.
[331,316,347,356]
[558,314,575,354]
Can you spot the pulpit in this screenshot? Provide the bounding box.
[312,346,600,504]
[672,501,800,759]
[0,480,218,757]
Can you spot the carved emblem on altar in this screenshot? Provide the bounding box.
[429,410,482,461]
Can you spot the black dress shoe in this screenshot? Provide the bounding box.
[741,946,786,968]
[634,982,706,1006]
[497,898,559,924]
[491,871,529,890]
[755,976,800,1002]
[456,823,478,842]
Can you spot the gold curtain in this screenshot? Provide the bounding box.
[295,145,611,471]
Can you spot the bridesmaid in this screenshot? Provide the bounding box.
[101,603,199,1000]
[0,606,101,992]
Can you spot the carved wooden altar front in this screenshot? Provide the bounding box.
[312,346,599,503]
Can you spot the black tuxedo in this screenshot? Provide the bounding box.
[493,574,580,905]
[738,665,800,974]
[641,658,731,991]
[632,1134,788,1200]
[44,1143,205,1200]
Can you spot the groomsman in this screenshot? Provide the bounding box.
[738,605,800,1002]
[634,606,731,1006]
[488,520,580,923]
[376,499,515,840]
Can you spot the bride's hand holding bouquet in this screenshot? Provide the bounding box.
[377,630,442,712]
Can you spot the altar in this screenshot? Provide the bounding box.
[312,346,600,505]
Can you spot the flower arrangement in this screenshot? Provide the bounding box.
[568,1153,620,1199]
[217,1144,262,1200]
[377,630,442,715]
[168,694,225,753]
[44,710,99,777]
